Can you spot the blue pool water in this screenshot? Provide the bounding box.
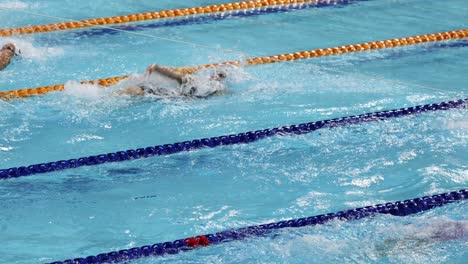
[0,0,467,263]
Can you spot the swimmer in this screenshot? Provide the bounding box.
[375,220,468,255]
[0,43,16,71]
[118,64,228,98]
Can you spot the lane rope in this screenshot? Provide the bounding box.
[1,98,466,179]
[0,0,357,36]
[47,189,467,264]
[1,8,243,54]
[176,29,468,74]
[1,29,466,100]
[74,0,361,38]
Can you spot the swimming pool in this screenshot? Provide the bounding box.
[0,0,467,263]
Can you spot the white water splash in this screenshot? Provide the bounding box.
[295,191,329,210]
[341,175,384,188]
[446,120,468,130]
[63,81,106,99]
[0,145,13,151]
[1,37,64,60]
[116,65,250,98]
[423,165,468,184]
[66,134,104,144]
[0,0,28,9]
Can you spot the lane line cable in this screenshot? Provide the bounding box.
[47,189,467,264]
[0,0,359,36]
[1,29,466,100]
[0,98,466,179]
[0,7,243,54]
[307,64,461,94]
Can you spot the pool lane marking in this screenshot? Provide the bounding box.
[2,8,243,55]
[176,29,468,74]
[75,0,361,38]
[47,189,467,264]
[1,29,466,100]
[309,64,460,94]
[0,0,356,36]
[0,0,362,68]
[0,98,466,179]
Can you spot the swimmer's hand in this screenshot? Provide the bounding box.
[146,64,158,74]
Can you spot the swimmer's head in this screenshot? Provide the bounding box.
[1,43,15,55]
[211,70,227,81]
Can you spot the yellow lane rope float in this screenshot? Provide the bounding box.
[0,0,332,37]
[0,29,466,100]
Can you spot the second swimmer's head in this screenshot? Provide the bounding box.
[212,70,227,81]
[1,43,16,55]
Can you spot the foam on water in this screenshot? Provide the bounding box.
[129,210,466,264]
[0,37,64,60]
[0,1,467,263]
[63,81,105,98]
[0,0,28,9]
[116,64,251,98]
[446,120,468,130]
[54,64,251,115]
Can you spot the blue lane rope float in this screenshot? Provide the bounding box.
[76,0,363,37]
[0,98,466,180]
[48,189,467,264]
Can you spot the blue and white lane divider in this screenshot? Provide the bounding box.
[0,98,466,180]
[48,189,467,264]
[75,0,365,37]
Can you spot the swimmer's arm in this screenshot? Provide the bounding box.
[147,64,185,84]
[115,86,145,96]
